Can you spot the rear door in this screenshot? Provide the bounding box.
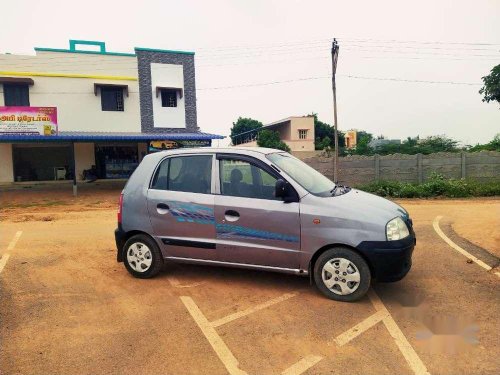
[147,154,217,261]
[214,154,301,269]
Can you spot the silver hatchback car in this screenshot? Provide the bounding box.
[115,147,415,302]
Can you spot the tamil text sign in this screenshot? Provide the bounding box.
[0,107,58,136]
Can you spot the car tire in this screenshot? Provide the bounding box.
[123,234,163,279]
[313,247,371,302]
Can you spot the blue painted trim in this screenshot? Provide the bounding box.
[134,47,195,55]
[69,39,106,53]
[34,47,136,57]
[0,133,224,142]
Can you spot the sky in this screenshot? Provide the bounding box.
[1,0,499,146]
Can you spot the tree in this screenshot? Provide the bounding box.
[257,130,291,152]
[230,117,263,144]
[316,136,331,151]
[468,134,500,152]
[417,135,459,154]
[479,64,500,107]
[310,113,345,151]
[352,131,374,155]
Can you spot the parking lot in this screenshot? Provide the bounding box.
[0,186,499,375]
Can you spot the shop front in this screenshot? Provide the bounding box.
[0,132,220,186]
[12,143,72,182]
[94,143,141,179]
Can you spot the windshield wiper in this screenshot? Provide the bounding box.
[330,184,352,196]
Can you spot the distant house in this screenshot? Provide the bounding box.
[232,116,315,152]
[368,138,401,149]
[345,130,358,149]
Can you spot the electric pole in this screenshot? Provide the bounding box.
[331,38,339,183]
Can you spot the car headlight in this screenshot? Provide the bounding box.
[386,217,410,241]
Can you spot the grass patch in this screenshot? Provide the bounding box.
[356,173,500,198]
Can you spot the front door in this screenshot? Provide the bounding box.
[214,155,301,269]
[147,154,217,261]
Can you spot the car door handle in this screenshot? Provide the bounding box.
[224,210,240,222]
[156,203,170,214]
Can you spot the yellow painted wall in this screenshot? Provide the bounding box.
[0,51,141,133]
[0,143,13,182]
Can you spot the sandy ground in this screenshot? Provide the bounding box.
[0,185,499,375]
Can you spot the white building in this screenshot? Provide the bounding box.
[0,39,222,183]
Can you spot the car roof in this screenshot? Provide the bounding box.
[152,146,283,156]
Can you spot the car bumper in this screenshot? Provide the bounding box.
[356,232,416,282]
[115,225,126,262]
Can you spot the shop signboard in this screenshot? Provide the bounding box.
[149,139,211,152]
[0,106,58,136]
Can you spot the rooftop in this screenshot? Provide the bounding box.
[34,39,195,57]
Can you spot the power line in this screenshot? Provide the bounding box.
[197,74,482,91]
[23,73,482,95]
[339,74,482,86]
[4,36,500,64]
[337,37,500,46]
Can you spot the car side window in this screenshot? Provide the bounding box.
[151,155,212,194]
[219,159,278,200]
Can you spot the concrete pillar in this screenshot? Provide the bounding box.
[74,143,96,181]
[461,152,466,179]
[417,154,423,184]
[374,154,380,182]
[70,142,77,196]
[0,143,14,183]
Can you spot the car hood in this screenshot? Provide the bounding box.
[316,188,408,223]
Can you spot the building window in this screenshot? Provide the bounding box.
[161,89,178,107]
[3,84,30,106]
[298,129,308,140]
[100,86,124,111]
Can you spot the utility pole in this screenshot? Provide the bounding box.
[331,38,339,183]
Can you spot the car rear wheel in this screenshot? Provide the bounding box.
[123,234,163,278]
[313,247,371,302]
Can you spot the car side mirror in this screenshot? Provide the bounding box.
[275,179,297,203]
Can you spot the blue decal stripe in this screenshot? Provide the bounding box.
[163,201,298,243]
[216,224,299,243]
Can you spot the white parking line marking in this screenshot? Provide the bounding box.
[281,354,323,375]
[211,292,298,328]
[334,310,389,346]
[0,254,11,274]
[7,231,22,251]
[168,276,204,288]
[180,296,248,375]
[369,290,430,375]
[0,231,22,275]
[433,216,492,272]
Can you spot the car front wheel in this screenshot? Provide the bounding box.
[313,247,371,302]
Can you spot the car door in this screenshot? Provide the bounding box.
[214,154,301,269]
[147,154,217,261]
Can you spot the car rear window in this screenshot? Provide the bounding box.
[151,155,212,194]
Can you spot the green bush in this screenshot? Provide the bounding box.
[357,173,500,198]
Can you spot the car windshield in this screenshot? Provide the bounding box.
[267,153,335,196]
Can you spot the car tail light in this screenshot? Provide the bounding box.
[117,192,124,224]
